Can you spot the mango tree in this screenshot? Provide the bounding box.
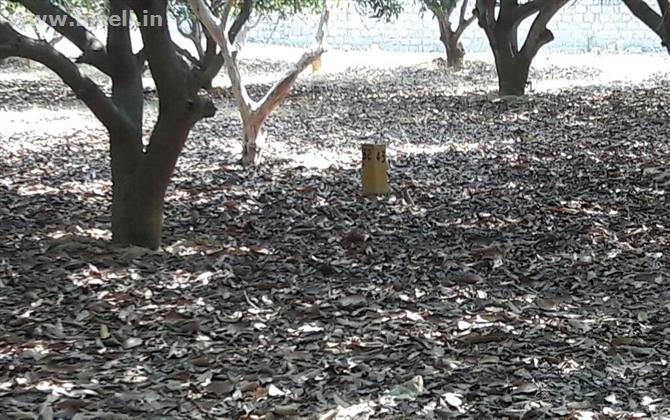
[475,0,568,96]
[0,0,222,249]
[423,0,475,68]
[188,0,328,166]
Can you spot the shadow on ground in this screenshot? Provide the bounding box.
[1,59,669,418]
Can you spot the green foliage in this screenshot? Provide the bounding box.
[255,0,321,16]
[355,0,456,22]
[418,0,458,16]
[169,0,321,21]
[355,0,403,20]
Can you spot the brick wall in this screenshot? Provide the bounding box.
[246,0,663,53]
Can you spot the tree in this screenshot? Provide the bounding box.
[168,0,316,90]
[359,0,473,68]
[622,0,670,55]
[0,0,221,249]
[474,0,568,96]
[423,0,475,68]
[189,0,328,166]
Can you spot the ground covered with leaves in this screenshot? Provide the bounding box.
[1,53,670,419]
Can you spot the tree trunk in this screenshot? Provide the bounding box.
[240,116,266,166]
[443,33,465,69]
[475,0,566,97]
[485,25,530,96]
[435,8,464,69]
[493,49,530,96]
[109,125,190,249]
[111,174,165,249]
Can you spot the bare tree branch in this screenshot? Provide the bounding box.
[475,0,496,29]
[256,3,328,118]
[509,0,555,25]
[0,22,137,140]
[459,0,469,23]
[107,1,143,126]
[173,40,202,66]
[130,0,191,112]
[455,0,476,39]
[15,0,110,74]
[657,0,670,49]
[189,0,254,119]
[229,0,252,43]
[520,0,568,59]
[623,0,664,38]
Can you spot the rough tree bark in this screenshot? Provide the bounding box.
[0,0,219,249]
[430,0,475,69]
[474,0,568,96]
[189,0,329,166]
[623,0,670,55]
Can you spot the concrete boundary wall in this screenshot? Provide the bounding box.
[245,0,663,53]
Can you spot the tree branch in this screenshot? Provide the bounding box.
[455,0,476,38]
[107,1,143,129]
[520,0,568,60]
[130,0,190,112]
[229,0,252,44]
[173,40,202,66]
[0,22,137,140]
[475,0,496,29]
[176,15,205,59]
[254,0,328,119]
[192,31,222,89]
[15,0,110,74]
[623,0,664,38]
[657,0,670,50]
[509,0,556,25]
[459,0,469,23]
[431,5,453,46]
[189,0,255,118]
[497,0,519,25]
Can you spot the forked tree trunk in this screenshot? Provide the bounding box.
[433,7,465,70]
[433,4,473,70]
[436,14,463,69]
[109,124,192,249]
[475,0,567,97]
[1,2,219,250]
[484,27,530,96]
[189,0,328,167]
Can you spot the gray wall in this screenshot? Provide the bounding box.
[246,0,663,53]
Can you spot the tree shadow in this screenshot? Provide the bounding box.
[1,64,669,417]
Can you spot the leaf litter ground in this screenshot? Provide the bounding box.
[1,52,670,419]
